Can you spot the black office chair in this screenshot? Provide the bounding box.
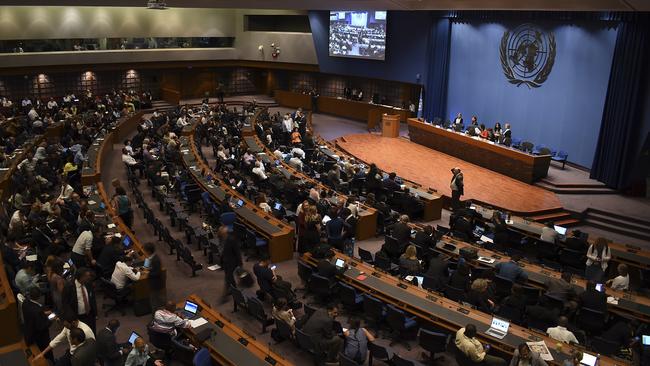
[374,253,398,274]
[497,303,523,325]
[590,336,619,356]
[577,307,606,335]
[418,329,450,364]
[338,352,360,366]
[304,303,317,319]
[368,342,394,366]
[246,297,274,333]
[297,261,313,295]
[339,282,364,310]
[392,353,426,366]
[443,284,465,303]
[451,341,476,366]
[99,277,130,316]
[558,248,586,272]
[421,274,441,292]
[147,324,174,358]
[310,273,338,302]
[363,295,387,332]
[273,318,294,343]
[540,294,564,312]
[493,274,514,300]
[386,304,418,351]
[521,286,541,306]
[230,285,248,313]
[295,328,316,355]
[358,247,375,265]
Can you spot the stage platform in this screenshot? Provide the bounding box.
[336,133,563,216]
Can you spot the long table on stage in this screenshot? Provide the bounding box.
[274,90,410,127]
[407,119,551,183]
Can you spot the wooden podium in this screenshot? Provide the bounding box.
[381,114,400,137]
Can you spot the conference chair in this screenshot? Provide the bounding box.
[304,303,317,319]
[192,348,212,366]
[493,275,514,299]
[443,284,465,303]
[551,150,569,169]
[590,336,619,356]
[418,329,450,364]
[520,141,534,153]
[310,273,337,303]
[374,252,399,274]
[339,282,364,310]
[421,274,441,292]
[339,352,360,366]
[558,248,586,272]
[247,297,274,333]
[497,303,523,325]
[541,294,564,312]
[99,277,129,316]
[245,228,268,261]
[577,307,606,335]
[297,261,313,295]
[386,304,418,351]
[521,286,541,306]
[368,342,395,366]
[295,328,316,355]
[273,318,294,343]
[230,285,249,313]
[358,247,375,265]
[392,353,426,366]
[451,341,476,366]
[363,295,387,331]
[147,324,174,358]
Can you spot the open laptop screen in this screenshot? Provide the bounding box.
[184,300,199,315]
[554,225,567,235]
[580,352,598,366]
[491,317,510,333]
[128,331,140,345]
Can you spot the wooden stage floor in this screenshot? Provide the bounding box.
[336,133,563,215]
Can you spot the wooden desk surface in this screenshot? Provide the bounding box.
[242,125,378,241]
[0,252,21,347]
[181,125,295,263]
[407,119,551,183]
[0,341,48,366]
[182,295,293,366]
[472,204,650,270]
[301,251,627,366]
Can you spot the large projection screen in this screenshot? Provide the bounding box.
[329,11,387,60]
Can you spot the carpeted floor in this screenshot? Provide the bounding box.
[336,133,563,214]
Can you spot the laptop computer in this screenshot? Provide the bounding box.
[580,352,598,366]
[595,283,604,292]
[123,235,132,249]
[554,225,567,236]
[128,331,141,345]
[335,258,345,269]
[485,317,510,339]
[181,300,200,319]
[274,202,282,211]
[642,335,650,346]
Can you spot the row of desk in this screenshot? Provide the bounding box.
[300,250,626,366]
[88,106,294,364]
[471,204,650,271]
[319,135,444,222]
[180,121,296,263]
[241,124,379,240]
[407,119,551,184]
[274,89,411,128]
[182,295,293,366]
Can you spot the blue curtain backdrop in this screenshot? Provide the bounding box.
[590,14,650,189]
[423,17,451,122]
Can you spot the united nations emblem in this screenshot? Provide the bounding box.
[500,24,556,88]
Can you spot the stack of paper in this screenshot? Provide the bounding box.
[526,341,553,361]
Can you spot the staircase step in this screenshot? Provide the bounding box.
[534,181,616,194]
[585,208,650,228]
[553,218,581,227]
[539,179,609,189]
[584,217,650,241]
[584,210,650,235]
[530,212,572,221]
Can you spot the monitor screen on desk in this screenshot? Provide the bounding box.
[642,335,650,346]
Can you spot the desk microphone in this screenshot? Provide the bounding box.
[265,341,277,365]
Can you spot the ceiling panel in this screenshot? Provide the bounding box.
[0,0,647,10]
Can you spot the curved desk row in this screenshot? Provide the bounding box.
[182,295,293,366]
[241,124,378,241]
[88,104,293,363]
[319,134,444,221]
[471,204,650,271]
[180,122,295,263]
[300,250,626,366]
[430,233,650,322]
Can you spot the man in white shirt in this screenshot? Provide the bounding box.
[111,260,141,290]
[34,314,95,362]
[121,148,144,177]
[252,161,268,180]
[151,301,190,336]
[540,222,558,243]
[288,153,303,171]
[176,115,188,128]
[47,98,58,110]
[546,316,579,344]
[291,146,306,159]
[72,229,95,267]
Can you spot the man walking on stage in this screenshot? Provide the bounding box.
[450,167,464,210]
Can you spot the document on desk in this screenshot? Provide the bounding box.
[189,317,208,328]
[607,296,619,305]
[526,341,553,361]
